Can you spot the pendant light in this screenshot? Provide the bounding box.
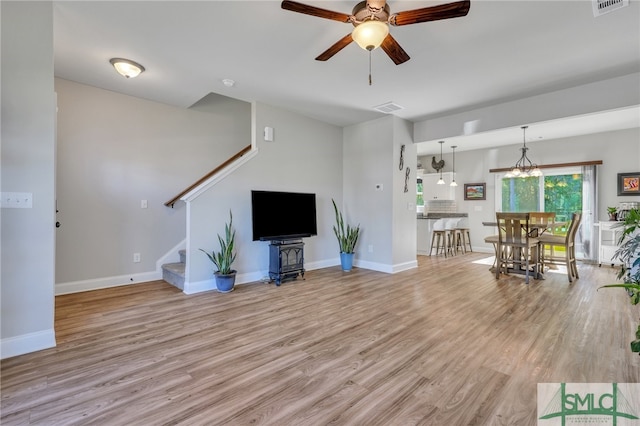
[504,126,543,178]
[450,145,458,187]
[437,141,445,185]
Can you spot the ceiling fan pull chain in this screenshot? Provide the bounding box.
[369,49,372,86]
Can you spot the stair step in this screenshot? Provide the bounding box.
[162,262,185,290]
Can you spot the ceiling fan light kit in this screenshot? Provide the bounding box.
[109,58,145,79]
[351,20,389,50]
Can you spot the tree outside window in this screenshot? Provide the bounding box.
[501,171,583,223]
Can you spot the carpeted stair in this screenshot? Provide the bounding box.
[162,249,185,290]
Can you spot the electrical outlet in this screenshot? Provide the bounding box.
[133,253,141,263]
[368,244,374,253]
[141,200,148,209]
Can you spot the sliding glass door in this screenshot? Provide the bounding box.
[496,166,593,260]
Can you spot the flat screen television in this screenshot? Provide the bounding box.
[251,190,318,241]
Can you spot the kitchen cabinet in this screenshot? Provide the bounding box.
[598,221,623,267]
[420,172,454,200]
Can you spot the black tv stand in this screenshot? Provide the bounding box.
[269,240,304,285]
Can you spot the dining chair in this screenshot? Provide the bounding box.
[537,212,582,282]
[496,212,541,284]
[529,212,556,233]
[484,234,500,268]
[529,211,557,257]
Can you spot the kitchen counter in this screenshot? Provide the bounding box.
[417,213,469,255]
[418,213,468,219]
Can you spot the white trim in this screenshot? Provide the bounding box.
[182,148,258,203]
[352,259,391,274]
[183,278,216,295]
[391,260,419,273]
[1,329,56,360]
[182,259,339,294]
[55,270,161,295]
[305,258,340,271]
[156,239,186,271]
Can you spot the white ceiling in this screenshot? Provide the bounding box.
[53,0,640,155]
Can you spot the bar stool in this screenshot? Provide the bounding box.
[444,218,462,256]
[429,219,448,257]
[455,217,472,253]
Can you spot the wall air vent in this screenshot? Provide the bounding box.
[373,101,404,114]
[592,0,628,17]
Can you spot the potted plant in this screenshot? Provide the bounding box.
[332,199,360,271]
[607,206,618,221]
[599,208,640,354]
[199,210,237,293]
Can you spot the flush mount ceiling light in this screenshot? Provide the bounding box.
[109,58,145,79]
[504,126,543,178]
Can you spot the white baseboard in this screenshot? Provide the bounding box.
[392,260,419,273]
[305,258,340,271]
[182,258,339,294]
[354,259,418,274]
[55,270,162,295]
[1,329,56,360]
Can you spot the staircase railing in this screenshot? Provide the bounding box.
[164,144,252,207]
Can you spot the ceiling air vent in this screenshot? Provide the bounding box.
[373,101,404,114]
[592,0,628,17]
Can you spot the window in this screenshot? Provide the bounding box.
[496,166,589,259]
[498,167,583,220]
[417,178,424,208]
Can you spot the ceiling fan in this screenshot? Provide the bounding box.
[281,0,471,65]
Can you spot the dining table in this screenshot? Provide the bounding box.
[481,220,565,280]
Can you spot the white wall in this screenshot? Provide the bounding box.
[392,117,418,268]
[419,127,640,252]
[414,73,640,143]
[54,78,250,292]
[1,1,57,359]
[186,102,344,289]
[343,115,418,273]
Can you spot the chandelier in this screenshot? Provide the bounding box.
[504,126,542,178]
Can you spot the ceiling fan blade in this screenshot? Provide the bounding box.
[380,34,410,65]
[281,1,352,23]
[315,33,354,61]
[390,0,470,26]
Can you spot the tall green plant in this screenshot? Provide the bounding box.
[199,210,236,275]
[332,199,360,254]
[598,208,640,354]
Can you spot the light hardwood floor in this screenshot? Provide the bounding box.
[2,253,639,425]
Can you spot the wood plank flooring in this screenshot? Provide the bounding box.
[2,253,639,425]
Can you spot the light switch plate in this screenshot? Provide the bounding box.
[1,192,33,208]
